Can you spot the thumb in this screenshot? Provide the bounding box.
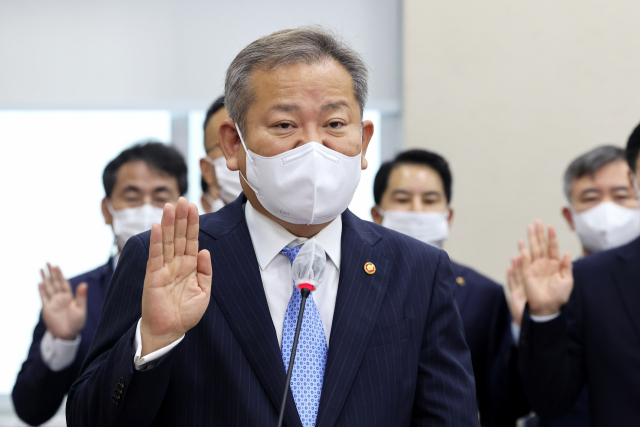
[75,283,88,312]
[197,249,212,293]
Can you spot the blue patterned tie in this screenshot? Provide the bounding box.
[280,245,328,427]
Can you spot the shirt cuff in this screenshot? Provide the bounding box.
[529,311,561,322]
[511,321,521,343]
[40,330,81,372]
[133,318,184,370]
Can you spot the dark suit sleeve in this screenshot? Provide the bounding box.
[411,251,478,426]
[66,234,178,427]
[518,275,586,420]
[486,293,530,426]
[12,314,80,426]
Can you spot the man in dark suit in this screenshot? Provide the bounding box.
[513,123,640,427]
[66,27,478,427]
[509,145,639,427]
[371,149,528,426]
[12,142,186,426]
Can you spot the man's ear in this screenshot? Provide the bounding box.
[447,207,455,228]
[219,119,241,172]
[102,198,112,226]
[360,120,374,170]
[562,206,575,231]
[371,205,383,225]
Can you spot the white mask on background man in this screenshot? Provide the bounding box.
[107,202,164,250]
[572,201,640,253]
[379,208,450,249]
[237,127,362,225]
[205,155,243,204]
[203,192,225,213]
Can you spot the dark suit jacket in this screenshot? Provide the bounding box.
[66,196,478,427]
[519,236,640,427]
[12,259,114,426]
[452,262,529,427]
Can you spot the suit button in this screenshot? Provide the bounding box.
[112,395,119,405]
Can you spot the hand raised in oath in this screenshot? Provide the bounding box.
[140,197,212,356]
[514,221,574,317]
[39,264,88,340]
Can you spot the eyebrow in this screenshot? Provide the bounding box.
[120,185,142,194]
[269,104,300,113]
[579,188,601,197]
[391,189,441,197]
[152,186,173,194]
[321,101,349,112]
[610,186,631,192]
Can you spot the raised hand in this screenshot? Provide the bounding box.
[39,264,88,340]
[140,197,212,356]
[515,221,574,317]
[506,248,528,327]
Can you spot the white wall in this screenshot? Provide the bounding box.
[403,1,640,282]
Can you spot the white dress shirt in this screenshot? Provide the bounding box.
[134,200,342,368]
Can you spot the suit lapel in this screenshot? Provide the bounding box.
[316,211,391,427]
[202,198,302,427]
[610,238,640,343]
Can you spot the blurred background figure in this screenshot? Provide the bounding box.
[507,144,639,427]
[371,149,529,427]
[11,142,186,426]
[510,124,640,427]
[200,96,243,213]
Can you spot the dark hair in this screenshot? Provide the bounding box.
[102,141,188,198]
[203,96,225,133]
[627,122,640,174]
[563,145,626,201]
[373,149,453,205]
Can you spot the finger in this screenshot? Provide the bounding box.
[547,225,560,260]
[47,263,62,292]
[41,267,55,297]
[518,239,532,264]
[74,283,88,313]
[54,266,72,293]
[535,220,549,258]
[561,252,573,278]
[38,283,50,303]
[514,255,527,287]
[173,197,189,257]
[527,225,542,261]
[185,203,200,258]
[161,203,176,264]
[147,224,164,273]
[197,249,212,294]
[507,266,516,291]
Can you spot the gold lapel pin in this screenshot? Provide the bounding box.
[364,262,376,275]
[456,277,466,286]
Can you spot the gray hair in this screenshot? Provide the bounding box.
[563,145,627,202]
[224,27,369,133]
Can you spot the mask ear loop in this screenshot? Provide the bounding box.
[105,199,120,258]
[235,125,260,195]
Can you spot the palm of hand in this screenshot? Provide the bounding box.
[144,254,209,337]
[43,291,86,340]
[525,258,573,309]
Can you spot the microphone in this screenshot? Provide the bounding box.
[277,239,326,427]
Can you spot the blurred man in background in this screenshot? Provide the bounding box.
[512,124,640,427]
[12,142,186,426]
[372,149,528,427]
[507,144,639,427]
[200,96,242,213]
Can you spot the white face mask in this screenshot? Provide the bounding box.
[572,201,640,253]
[205,155,243,204]
[203,192,225,213]
[107,202,164,250]
[379,208,450,249]
[237,127,362,225]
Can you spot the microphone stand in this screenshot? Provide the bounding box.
[277,287,311,427]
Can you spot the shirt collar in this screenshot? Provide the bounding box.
[244,200,342,271]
